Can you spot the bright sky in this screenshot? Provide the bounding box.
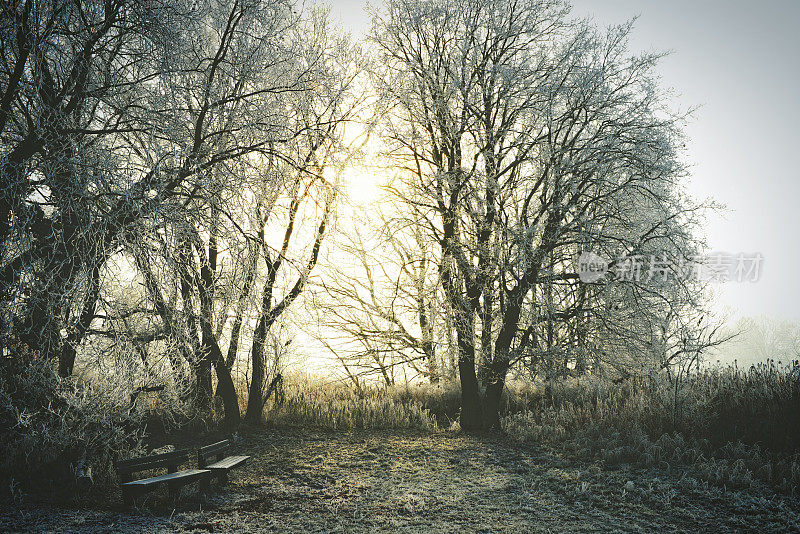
[328,0,800,324]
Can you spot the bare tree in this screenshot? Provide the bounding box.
[239,10,366,424]
[0,0,173,377]
[372,0,709,430]
[310,205,446,387]
[1,0,365,428]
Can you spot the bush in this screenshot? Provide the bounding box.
[0,342,193,501]
[387,381,462,427]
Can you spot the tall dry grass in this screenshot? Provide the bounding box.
[502,361,800,493]
[6,344,799,501]
[265,374,436,431]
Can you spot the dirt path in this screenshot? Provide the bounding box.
[2,428,799,532]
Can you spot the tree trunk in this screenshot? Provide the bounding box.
[478,293,493,387]
[195,235,239,425]
[223,246,257,370]
[418,294,438,383]
[246,352,265,425]
[483,342,513,430]
[225,313,245,369]
[205,333,240,426]
[59,256,102,377]
[177,245,207,406]
[457,319,483,431]
[246,196,330,424]
[245,308,270,425]
[483,379,505,430]
[194,343,213,409]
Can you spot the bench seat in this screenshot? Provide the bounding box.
[198,440,249,485]
[121,468,210,488]
[116,449,207,505]
[204,454,249,471]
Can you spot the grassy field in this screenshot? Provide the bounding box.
[2,426,800,533]
[3,366,800,532]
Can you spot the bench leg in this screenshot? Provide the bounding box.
[122,488,134,507]
[200,473,211,495]
[168,481,181,505]
[123,486,145,508]
[219,471,229,485]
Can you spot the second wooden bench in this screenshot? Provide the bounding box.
[198,439,250,485]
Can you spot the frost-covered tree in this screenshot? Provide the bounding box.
[371,0,709,430]
[310,205,446,388]
[1,0,365,427]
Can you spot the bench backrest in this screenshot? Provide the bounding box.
[116,449,190,483]
[198,439,230,467]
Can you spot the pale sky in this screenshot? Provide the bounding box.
[328,0,800,323]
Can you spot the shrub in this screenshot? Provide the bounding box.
[0,341,193,501]
[387,381,462,427]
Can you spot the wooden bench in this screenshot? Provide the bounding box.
[197,439,249,486]
[116,449,211,506]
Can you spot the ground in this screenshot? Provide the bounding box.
[2,428,799,533]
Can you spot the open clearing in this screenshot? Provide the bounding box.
[2,428,799,533]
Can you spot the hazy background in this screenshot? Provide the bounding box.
[328,0,800,329]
